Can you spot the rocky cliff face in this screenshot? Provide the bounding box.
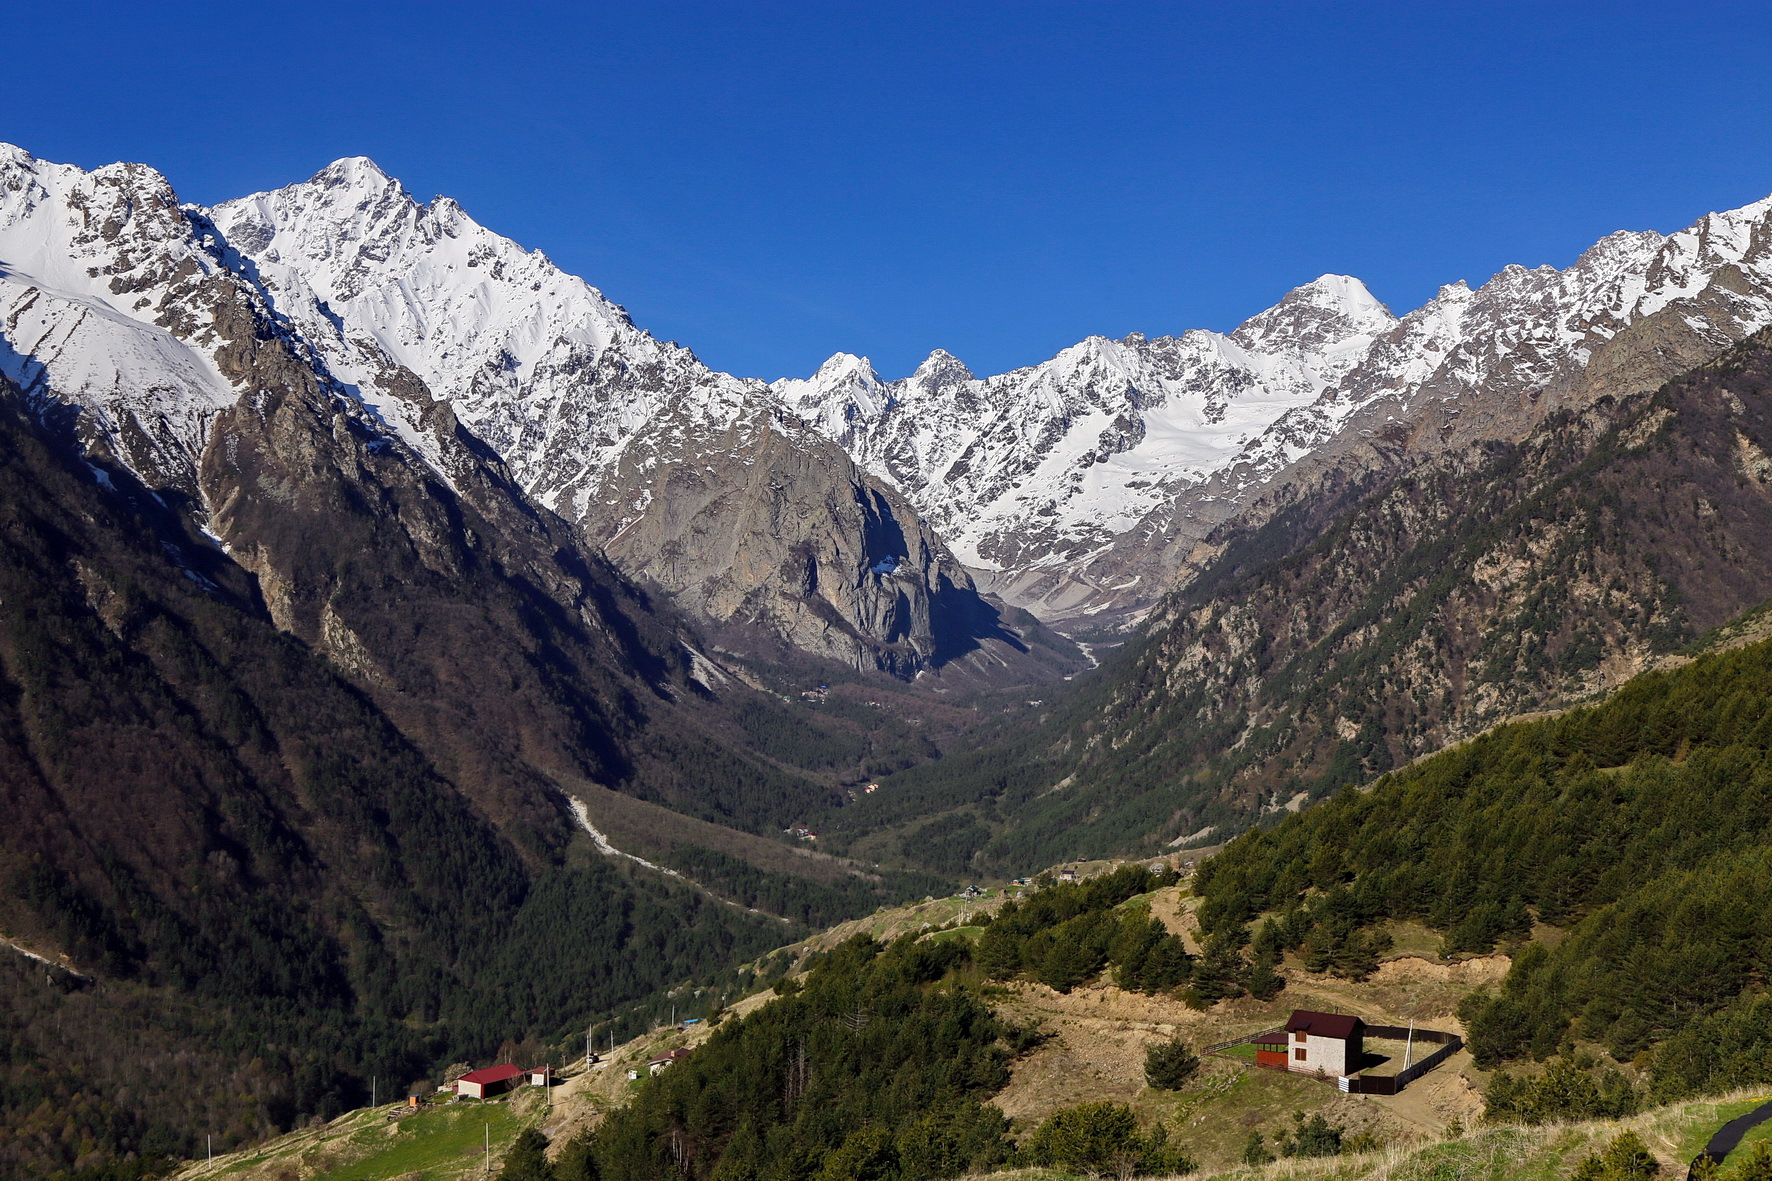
[200,159,1022,674]
[0,144,853,828]
[780,201,1772,622]
[23,144,1766,651]
[773,276,1399,618]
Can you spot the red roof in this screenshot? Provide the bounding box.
[1252,1031,1290,1046]
[459,1064,523,1085]
[1286,1010,1363,1040]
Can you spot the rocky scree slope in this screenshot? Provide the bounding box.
[200,157,1032,677]
[838,329,1772,874]
[779,197,1772,622]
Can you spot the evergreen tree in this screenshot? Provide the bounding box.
[1016,1102,1191,1177]
[1732,1143,1772,1181]
[1143,1040,1201,1090]
[1246,949,1285,1000]
[554,1132,600,1181]
[1278,1112,1343,1158]
[499,1127,556,1181]
[976,925,1023,980]
[1570,1130,1661,1180]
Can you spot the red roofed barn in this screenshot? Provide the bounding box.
[455,1064,523,1099]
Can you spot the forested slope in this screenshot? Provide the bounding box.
[0,373,900,1181]
[1193,630,1772,1102]
[835,328,1772,875]
[582,867,1196,1181]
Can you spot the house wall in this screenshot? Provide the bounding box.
[1288,1032,1353,1076]
[458,1080,484,1099]
[1308,1033,1351,1076]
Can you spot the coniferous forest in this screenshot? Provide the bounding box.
[1194,635,1772,1100]
[585,872,1198,1181]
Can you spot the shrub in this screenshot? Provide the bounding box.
[1143,1040,1200,1090]
[1017,1102,1194,1177]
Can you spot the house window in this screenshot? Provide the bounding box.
[1295,1030,1306,1042]
[1295,1048,1307,1061]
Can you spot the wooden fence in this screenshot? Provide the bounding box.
[1337,1026,1462,1095]
[1202,1025,1286,1055]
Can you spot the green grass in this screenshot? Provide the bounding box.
[928,925,984,943]
[1673,1095,1772,1164]
[312,1099,526,1180]
[1167,1089,1772,1181]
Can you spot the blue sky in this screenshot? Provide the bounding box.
[8,2,1771,380]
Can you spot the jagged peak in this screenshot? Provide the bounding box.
[813,352,882,385]
[311,155,400,192]
[1231,273,1396,355]
[911,348,973,385]
[0,145,177,203]
[1273,274,1392,324]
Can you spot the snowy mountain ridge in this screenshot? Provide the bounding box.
[778,202,1772,617]
[772,272,1399,577]
[8,142,1772,635]
[0,146,1027,675]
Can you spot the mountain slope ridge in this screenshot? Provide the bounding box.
[782,197,1772,620]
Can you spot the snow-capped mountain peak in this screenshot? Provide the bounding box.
[1229,273,1396,355]
[776,196,1772,617]
[11,141,1772,634]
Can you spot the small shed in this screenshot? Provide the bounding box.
[646,1047,694,1076]
[455,1064,523,1098]
[525,1066,551,1087]
[1252,1029,1292,1070]
[1284,1010,1365,1078]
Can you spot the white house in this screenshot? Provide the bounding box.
[1282,1010,1364,1078]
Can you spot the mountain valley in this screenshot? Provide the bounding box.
[6,140,1772,1180]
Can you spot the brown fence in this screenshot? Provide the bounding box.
[1202,1025,1286,1055]
[1338,1026,1463,1096]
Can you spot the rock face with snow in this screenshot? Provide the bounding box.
[9,141,1772,648]
[777,203,1772,621]
[202,159,1006,673]
[0,147,1018,677]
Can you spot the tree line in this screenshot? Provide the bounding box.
[1191,635,1772,1100]
[571,870,1207,1180]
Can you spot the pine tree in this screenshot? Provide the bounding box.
[499,1127,556,1181]
[554,1132,600,1181]
[976,925,1023,980]
[1246,949,1285,1000]
[1731,1142,1772,1181]
[1143,1040,1200,1090]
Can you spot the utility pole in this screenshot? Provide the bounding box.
[372,1076,376,1109]
[207,1135,212,1167]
